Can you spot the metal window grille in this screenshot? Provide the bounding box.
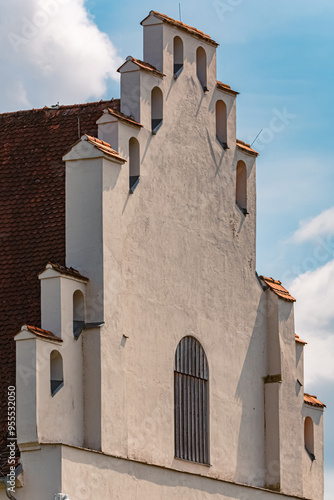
[174,336,209,464]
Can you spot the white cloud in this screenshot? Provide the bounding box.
[294,207,334,243]
[290,260,334,385]
[325,467,334,500]
[0,0,122,112]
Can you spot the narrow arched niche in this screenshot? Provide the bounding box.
[73,290,85,339]
[151,87,163,134]
[236,161,247,214]
[304,417,315,459]
[173,36,184,77]
[50,350,63,396]
[129,137,140,193]
[196,46,207,91]
[216,100,227,148]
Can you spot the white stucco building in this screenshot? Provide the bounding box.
[0,11,325,500]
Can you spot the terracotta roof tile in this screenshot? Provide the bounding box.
[304,393,326,408]
[118,56,165,78]
[105,108,142,127]
[0,453,20,476]
[40,262,89,281]
[83,135,126,161]
[295,334,307,345]
[0,98,119,474]
[260,276,296,302]
[217,81,239,96]
[23,325,62,342]
[142,11,219,47]
[236,139,259,157]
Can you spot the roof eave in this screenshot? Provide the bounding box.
[216,82,239,96]
[236,144,259,157]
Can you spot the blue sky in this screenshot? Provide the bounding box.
[0,0,333,496]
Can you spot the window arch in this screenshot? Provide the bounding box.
[216,100,228,149]
[304,417,315,460]
[174,336,209,464]
[151,87,163,134]
[196,47,207,91]
[129,137,140,193]
[73,290,85,339]
[236,161,247,214]
[173,36,184,78]
[50,350,63,396]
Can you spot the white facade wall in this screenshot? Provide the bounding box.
[98,18,264,487]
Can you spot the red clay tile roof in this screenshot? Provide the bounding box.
[304,393,326,408]
[217,81,239,96]
[0,98,119,474]
[23,325,63,342]
[0,454,20,476]
[236,139,259,157]
[260,276,296,302]
[295,334,307,345]
[83,135,126,161]
[118,56,165,78]
[142,11,219,47]
[105,108,143,128]
[40,262,89,282]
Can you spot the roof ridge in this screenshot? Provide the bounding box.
[42,262,89,281]
[0,98,120,117]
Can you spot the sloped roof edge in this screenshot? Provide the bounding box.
[39,262,89,282]
[21,325,63,343]
[236,139,259,157]
[217,81,239,96]
[295,334,307,345]
[141,10,219,47]
[117,56,165,77]
[304,393,326,408]
[260,275,296,302]
[105,108,143,127]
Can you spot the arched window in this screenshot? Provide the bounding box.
[129,137,140,193]
[151,87,163,134]
[50,350,63,396]
[173,36,184,78]
[216,100,228,149]
[236,161,247,215]
[196,47,207,91]
[174,336,209,464]
[73,290,85,339]
[304,417,315,460]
